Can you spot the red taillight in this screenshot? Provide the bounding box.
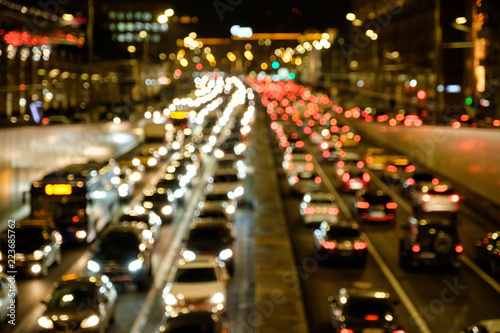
[292,176,299,184]
[337,161,345,168]
[412,244,421,253]
[357,161,365,168]
[323,151,331,158]
[406,178,415,186]
[422,194,433,202]
[305,163,315,171]
[362,173,371,182]
[322,241,336,250]
[366,157,374,163]
[448,194,460,203]
[393,330,406,333]
[287,162,295,171]
[354,241,367,250]
[364,314,379,321]
[342,173,350,182]
[340,135,346,142]
[386,165,397,173]
[386,202,398,209]
[354,135,361,142]
[455,245,464,253]
[72,216,80,223]
[328,207,339,215]
[340,329,353,333]
[314,176,322,184]
[483,237,489,244]
[335,141,343,148]
[304,207,316,215]
[295,140,304,148]
[356,202,370,209]
[432,178,439,185]
[405,165,415,173]
[305,154,312,161]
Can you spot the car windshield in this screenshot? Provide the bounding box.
[310,198,333,204]
[174,268,217,283]
[98,232,139,256]
[189,226,230,241]
[345,298,394,320]
[14,228,47,252]
[327,226,360,238]
[205,194,228,201]
[164,323,216,333]
[144,193,167,204]
[364,194,391,203]
[213,174,238,183]
[413,173,435,182]
[48,284,97,309]
[196,210,227,219]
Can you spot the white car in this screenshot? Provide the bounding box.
[414,183,460,213]
[300,192,339,225]
[0,273,16,325]
[288,170,322,194]
[162,256,230,314]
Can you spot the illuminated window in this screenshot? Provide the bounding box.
[126,12,133,20]
[143,12,152,21]
[117,34,126,43]
[160,24,168,32]
[116,12,125,20]
[117,22,126,32]
[152,34,161,43]
[135,34,142,42]
[108,11,116,20]
[126,22,135,31]
[125,33,133,42]
[134,12,142,20]
[135,22,144,31]
[109,23,116,31]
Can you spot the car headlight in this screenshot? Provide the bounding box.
[210,292,224,304]
[225,205,236,215]
[172,142,181,150]
[38,316,54,329]
[87,260,100,273]
[80,314,100,328]
[234,186,244,197]
[219,249,233,261]
[182,250,197,261]
[143,201,153,209]
[132,158,141,166]
[33,250,44,260]
[161,205,173,215]
[147,158,157,167]
[164,293,178,305]
[128,258,144,272]
[118,183,129,197]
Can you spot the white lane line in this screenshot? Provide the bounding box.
[310,146,432,333]
[363,167,413,213]
[462,255,500,294]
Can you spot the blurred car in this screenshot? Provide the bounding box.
[156,172,186,205]
[338,131,361,148]
[475,231,500,276]
[335,152,363,177]
[133,147,161,168]
[207,168,245,201]
[401,170,439,199]
[181,220,235,273]
[193,207,232,224]
[0,272,16,325]
[0,218,62,277]
[340,167,371,192]
[399,212,462,270]
[142,186,176,221]
[403,114,423,127]
[38,274,117,333]
[327,286,405,333]
[43,115,71,125]
[322,146,343,162]
[412,182,460,213]
[299,192,339,225]
[162,256,230,314]
[111,165,136,202]
[118,207,162,242]
[202,190,237,220]
[460,319,500,333]
[87,224,152,290]
[288,170,322,195]
[383,155,415,184]
[364,147,389,171]
[282,149,313,174]
[354,189,397,222]
[156,311,226,333]
[313,221,367,266]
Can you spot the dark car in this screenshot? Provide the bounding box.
[156,311,226,333]
[182,220,235,274]
[327,287,405,333]
[475,231,500,275]
[0,219,62,277]
[313,221,367,266]
[37,274,117,333]
[87,224,152,290]
[142,186,176,221]
[460,319,500,333]
[399,212,463,270]
[119,208,162,241]
[354,189,397,222]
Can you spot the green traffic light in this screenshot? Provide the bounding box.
[465,97,473,106]
[272,61,280,69]
[288,73,296,80]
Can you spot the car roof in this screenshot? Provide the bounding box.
[304,192,335,201]
[176,256,221,269]
[340,287,392,301]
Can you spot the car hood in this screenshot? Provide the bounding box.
[169,281,225,298]
[93,252,139,264]
[43,306,99,323]
[186,241,230,253]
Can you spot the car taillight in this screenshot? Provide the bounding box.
[304,207,316,215]
[386,165,398,173]
[386,202,398,209]
[335,141,343,148]
[406,178,415,186]
[305,154,312,161]
[340,329,353,333]
[412,244,421,253]
[455,245,464,253]
[364,314,379,321]
[393,330,405,333]
[322,241,336,250]
[305,163,315,171]
[357,161,365,168]
[340,135,346,142]
[405,165,415,173]
[434,185,448,192]
[421,194,433,202]
[72,216,80,223]
[362,173,371,182]
[287,162,295,171]
[337,161,345,168]
[366,157,374,164]
[292,176,299,184]
[354,135,361,142]
[448,194,460,203]
[432,178,439,185]
[328,207,339,215]
[314,176,322,184]
[323,151,330,158]
[342,173,350,182]
[356,202,370,209]
[354,241,367,250]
